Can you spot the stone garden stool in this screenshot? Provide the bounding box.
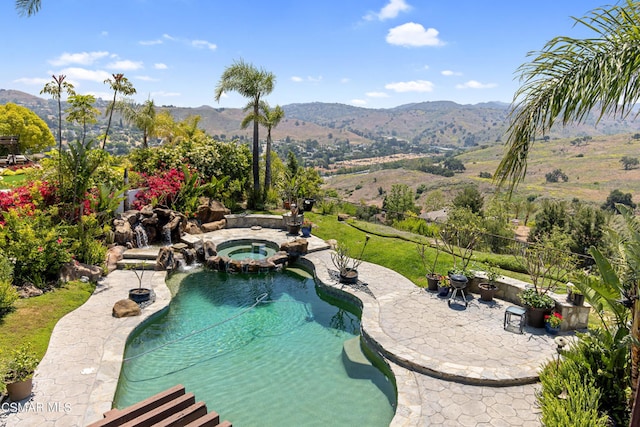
[504,306,526,334]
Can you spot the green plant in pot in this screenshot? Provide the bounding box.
[572,287,585,306]
[2,342,39,401]
[438,275,451,297]
[478,263,499,302]
[331,235,370,284]
[416,241,441,291]
[518,233,574,327]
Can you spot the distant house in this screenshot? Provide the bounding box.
[420,208,448,223]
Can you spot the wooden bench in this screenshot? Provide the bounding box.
[87,384,232,427]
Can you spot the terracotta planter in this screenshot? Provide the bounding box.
[339,268,358,284]
[478,283,497,302]
[6,378,33,401]
[129,288,151,304]
[526,306,550,328]
[426,274,440,291]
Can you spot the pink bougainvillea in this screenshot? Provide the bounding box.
[132,168,185,210]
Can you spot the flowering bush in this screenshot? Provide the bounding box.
[302,219,313,227]
[545,311,563,328]
[132,168,185,209]
[0,180,58,221]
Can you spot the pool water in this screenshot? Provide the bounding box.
[216,242,277,261]
[114,269,396,426]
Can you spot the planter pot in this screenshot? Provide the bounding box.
[129,288,151,304]
[287,224,301,235]
[426,274,440,291]
[545,323,560,335]
[438,285,451,297]
[339,268,358,284]
[573,293,585,306]
[526,306,550,328]
[6,378,33,401]
[478,283,498,302]
[301,226,312,238]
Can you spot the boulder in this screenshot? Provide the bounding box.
[280,239,308,257]
[185,221,202,235]
[113,219,134,245]
[268,251,290,266]
[121,210,140,227]
[195,201,230,224]
[59,261,103,283]
[156,246,179,272]
[106,245,127,273]
[203,240,217,259]
[326,239,338,250]
[337,213,350,222]
[17,283,43,298]
[201,219,227,232]
[113,299,141,318]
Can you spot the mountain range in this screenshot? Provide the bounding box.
[1,89,638,149]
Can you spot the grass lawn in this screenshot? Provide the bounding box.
[0,174,28,189]
[0,281,95,376]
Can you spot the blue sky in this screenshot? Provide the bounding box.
[1,0,608,109]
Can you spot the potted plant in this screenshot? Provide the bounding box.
[544,311,563,334]
[127,262,151,304]
[572,288,585,306]
[2,343,38,401]
[282,202,304,235]
[416,241,441,291]
[301,219,313,238]
[438,275,451,297]
[330,235,370,284]
[478,263,499,302]
[518,234,574,327]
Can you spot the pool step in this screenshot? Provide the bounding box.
[123,247,161,260]
[116,258,157,270]
[342,336,379,379]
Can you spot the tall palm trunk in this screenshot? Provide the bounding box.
[252,101,260,205]
[263,129,272,201]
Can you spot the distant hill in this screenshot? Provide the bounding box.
[1,89,639,149]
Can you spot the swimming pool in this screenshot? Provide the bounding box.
[114,268,396,426]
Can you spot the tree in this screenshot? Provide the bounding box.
[545,168,568,183]
[102,73,136,150]
[382,184,416,222]
[241,102,284,200]
[40,74,75,159]
[621,156,639,170]
[215,59,275,207]
[118,98,157,148]
[65,94,99,144]
[495,2,640,193]
[0,103,55,153]
[15,0,40,16]
[452,185,484,215]
[602,189,636,213]
[529,200,567,243]
[443,157,465,172]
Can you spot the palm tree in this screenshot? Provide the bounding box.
[15,0,40,16]
[215,59,275,207]
[495,1,640,193]
[102,73,136,150]
[118,98,157,148]
[40,75,75,186]
[241,102,284,201]
[493,1,640,418]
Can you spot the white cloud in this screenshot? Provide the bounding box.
[87,91,112,101]
[192,40,217,50]
[154,63,168,70]
[49,51,109,66]
[456,80,497,89]
[135,75,159,82]
[424,65,430,70]
[291,76,322,83]
[163,34,176,41]
[364,0,410,21]
[340,77,350,84]
[13,77,49,85]
[386,23,443,47]
[385,80,434,93]
[366,91,389,98]
[59,67,111,83]
[351,99,367,106]
[101,31,108,37]
[152,91,181,97]
[140,39,163,46]
[107,60,143,71]
[441,70,462,76]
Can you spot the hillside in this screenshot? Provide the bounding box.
[2,89,638,150]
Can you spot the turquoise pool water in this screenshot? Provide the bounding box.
[114,269,396,426]
[216,241,278,261]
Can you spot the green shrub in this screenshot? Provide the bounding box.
[317,200,336,215]
[0,281,18,316]
[539,357,608,426]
